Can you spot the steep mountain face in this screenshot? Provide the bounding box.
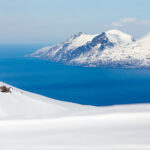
[31,32,98,62]
[29,30,150,68]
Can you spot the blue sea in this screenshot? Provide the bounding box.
[0,44,150,106]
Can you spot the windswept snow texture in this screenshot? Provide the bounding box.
[0,81,150,150]
[30,29,150,68]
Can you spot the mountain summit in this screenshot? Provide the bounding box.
[29,30,150,68]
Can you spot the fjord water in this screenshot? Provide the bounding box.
[0,44,150,106]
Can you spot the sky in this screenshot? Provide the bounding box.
[0,0,150,44]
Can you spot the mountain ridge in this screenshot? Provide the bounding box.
[29,29,150,68]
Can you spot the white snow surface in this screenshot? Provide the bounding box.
[30,29,150,68]
[106,29,133,44]
[66,33,97,50]
[0,81,150,150]
[29,32,98,61]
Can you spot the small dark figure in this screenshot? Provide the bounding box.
[0,86,11,93]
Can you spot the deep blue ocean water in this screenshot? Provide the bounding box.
[0,44,150,106]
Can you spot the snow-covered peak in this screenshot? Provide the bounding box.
[29,32,98,60]
[66,32,98,50]
[138,32,150,42]
[106,29,133,44]
[71,32,85,38]
[29,30,150,68]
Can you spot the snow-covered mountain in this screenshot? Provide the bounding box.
[0,81,150,150]
[29,29,150,68]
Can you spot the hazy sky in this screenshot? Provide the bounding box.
[0,0,150,44]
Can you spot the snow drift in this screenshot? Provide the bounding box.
[0,81,150,150]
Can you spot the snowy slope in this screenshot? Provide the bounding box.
[29,29,150,68]
[0,82,104,119]
[106,29,133,44]
[0,82,150,150]
[30,32,98,62]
